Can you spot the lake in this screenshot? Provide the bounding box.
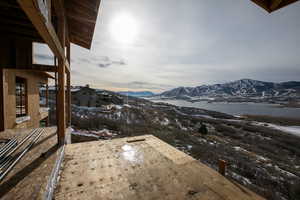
[151,99,300,119]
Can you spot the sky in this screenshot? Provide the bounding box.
[35,0,300,93]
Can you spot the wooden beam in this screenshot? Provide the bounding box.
[66,71,71,127]
[2,64,57,72]
[66,40,71,63]
[32,64,57,72]
[57,0,66,145]
[0,68,5,131]
[17,0,70,72]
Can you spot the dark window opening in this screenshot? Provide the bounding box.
[16,77,27,117]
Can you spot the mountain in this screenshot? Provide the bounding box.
[118,91,155,97]
[160,79,300,99]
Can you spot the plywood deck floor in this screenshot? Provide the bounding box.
[55,135,263,200]
[0,127,59,200]
[55,135,264,200]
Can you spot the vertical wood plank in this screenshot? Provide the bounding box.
[46,83,49,126]
[66,72,71,127]
[0,68,5,131]
[57,1,66,144]
[66,42,71,127]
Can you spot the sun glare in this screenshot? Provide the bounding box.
[109,13,138,45]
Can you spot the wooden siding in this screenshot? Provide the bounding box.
[3,69,48,129]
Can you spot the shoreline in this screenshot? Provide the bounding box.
[150,98,300,120]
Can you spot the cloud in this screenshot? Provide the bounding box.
[35,54,54,61]
[126,81,174,90]
[77,56,126,68]
[54,0,300,93]
[97,57,127,68]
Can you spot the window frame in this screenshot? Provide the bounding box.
[16,76,28,118]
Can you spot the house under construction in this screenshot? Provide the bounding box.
[0,0,298,199]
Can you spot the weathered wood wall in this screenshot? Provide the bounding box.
[3,69,47,129]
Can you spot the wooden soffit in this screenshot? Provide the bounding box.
[66,0,101,49]
[251,0,299,12]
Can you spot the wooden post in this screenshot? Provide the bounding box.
[57,4,66,144]
[0,68,5,131]
[46,84,49,108]
[66,71,71,127]
[45,83,49,126]
[66,42,71,127]
[54,62,58,126]
[218,160,227,176]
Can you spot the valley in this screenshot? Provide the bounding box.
[46,86,300,200]
[154,79,300,108]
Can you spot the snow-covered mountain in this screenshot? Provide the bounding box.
[160,79,300,98]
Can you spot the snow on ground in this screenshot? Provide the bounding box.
[161,118,170,126]
[72,131,99,138]
[192,114,214,119]
[233,146,270,162]
[72,129,117,139]
[273,165,298,178]
[253,122,300,137]
[230,172,252,185]
[267,124,300,137]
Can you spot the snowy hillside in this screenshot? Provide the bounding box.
[160,79,300,99]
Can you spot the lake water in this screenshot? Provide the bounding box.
[151,99,300,119]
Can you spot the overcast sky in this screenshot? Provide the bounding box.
[36,0,300,93]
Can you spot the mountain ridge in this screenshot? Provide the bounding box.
[159,79,300,99]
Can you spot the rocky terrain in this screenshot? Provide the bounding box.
[157,79,300,106]
[46,86,300,200]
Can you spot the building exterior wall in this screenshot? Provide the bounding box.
[3,69,47,129]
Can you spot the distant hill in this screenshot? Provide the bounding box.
[118,91,155,97]
[160,79,300,99]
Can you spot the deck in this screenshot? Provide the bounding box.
[55,135,265,200]
[0,127,59,200]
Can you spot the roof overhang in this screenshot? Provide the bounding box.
[251,0,299,12]
[66,0,101,49]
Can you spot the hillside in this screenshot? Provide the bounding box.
[43,86,300,200]
[159,79,300,101]
[44,86,300,200]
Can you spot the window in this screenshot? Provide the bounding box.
[32,42,54,65]
[16,77,27,117]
